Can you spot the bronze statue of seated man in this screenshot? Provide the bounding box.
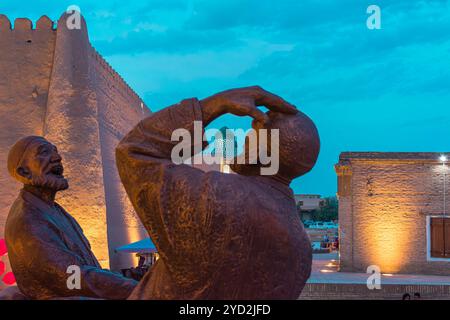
[4,136,137,300]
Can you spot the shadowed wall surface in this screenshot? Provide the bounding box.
[0,13,151,289]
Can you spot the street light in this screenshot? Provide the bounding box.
[440,155,448,163]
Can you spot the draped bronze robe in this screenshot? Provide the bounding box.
[5,190,137,300]
[116,98,312,300]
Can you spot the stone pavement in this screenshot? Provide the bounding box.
[309,253,450,285]
[299,253,450,299]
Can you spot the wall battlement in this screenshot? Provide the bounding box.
[90,46,147,112]
[0,15,55,31]
[0,14,146,112]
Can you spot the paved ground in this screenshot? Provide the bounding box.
[308,253,450,285]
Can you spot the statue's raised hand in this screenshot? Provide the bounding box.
[201,86,298,125]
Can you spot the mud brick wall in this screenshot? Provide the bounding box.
[336,152,450,276]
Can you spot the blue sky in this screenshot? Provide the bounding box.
[2,1,450,196]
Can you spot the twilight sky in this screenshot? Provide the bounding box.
[2,1,450,196]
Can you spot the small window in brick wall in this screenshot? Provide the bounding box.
[430,217,450,258]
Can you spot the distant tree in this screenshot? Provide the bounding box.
[311,197,338,221]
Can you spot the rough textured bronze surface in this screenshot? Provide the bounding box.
[117,87,320,299]
[4,136,137,300]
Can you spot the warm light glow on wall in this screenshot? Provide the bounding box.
[355,176,416,274]
[68,205,110,269]
[357,207,415,273]
[367,222,409,273]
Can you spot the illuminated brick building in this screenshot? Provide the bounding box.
[336,152,450,275]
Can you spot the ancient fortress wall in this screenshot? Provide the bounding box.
[89,46,150,270]
[336,153,450,276]
[0,13,151,281]
[0,16,56,240]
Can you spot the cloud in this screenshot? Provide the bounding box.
[2,0,449,195]
[94,27,242,55]
[235,0,450,103]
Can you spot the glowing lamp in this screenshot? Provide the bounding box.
[320,269,334,273]
[440,155,448,163]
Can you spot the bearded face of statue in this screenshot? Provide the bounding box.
[15,139,69,192]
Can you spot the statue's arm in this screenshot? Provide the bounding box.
[116,98,223,288]
[17,222,137,300]
[115,86,297,243]
[116,86,297,169]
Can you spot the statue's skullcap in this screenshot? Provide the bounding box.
[7,136,47,180]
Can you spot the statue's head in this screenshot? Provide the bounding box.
[7,136,68,191]
[230,110,320,183]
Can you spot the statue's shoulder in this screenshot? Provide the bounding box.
[7,193,30,222]
[7,191,53,232]
[5,194,40,244]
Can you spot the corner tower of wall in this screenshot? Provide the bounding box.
[44,13,110,268]
[44,12,151,270]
